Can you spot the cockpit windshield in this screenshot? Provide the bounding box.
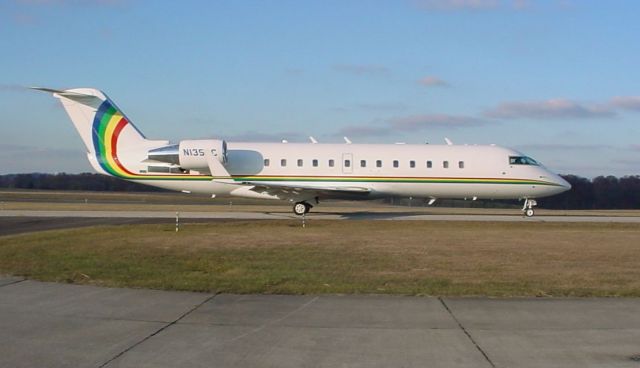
[509,156,539,165]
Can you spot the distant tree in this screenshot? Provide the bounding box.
[541,175,594,210]
[618,176,640,209]
[539,175,640,210]
[0,173,166,193]
[593,176,615,209]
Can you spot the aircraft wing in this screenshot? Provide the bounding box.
[219,180,372,201]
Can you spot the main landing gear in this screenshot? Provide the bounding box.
[522,198,538,217]
[293,201,312,216]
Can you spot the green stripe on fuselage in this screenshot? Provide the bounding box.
[229,176,558,186]
[126,175,557,186]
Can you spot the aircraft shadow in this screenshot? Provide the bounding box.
[323,211,433,220]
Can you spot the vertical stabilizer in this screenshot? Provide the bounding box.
[32,87,150,176]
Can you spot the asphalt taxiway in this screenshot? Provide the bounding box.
[2,209,640,223]
[2,277,640,368]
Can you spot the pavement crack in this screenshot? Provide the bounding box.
[227,296,319,343]
[99,292,218,368]
[0,278,26,288]
[439,297,495,368]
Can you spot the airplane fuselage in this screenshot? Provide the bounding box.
[139,142,569,201]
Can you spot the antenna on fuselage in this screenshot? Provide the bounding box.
[444,137,453,145]
[309,136,318,144]
[343,136,352,144]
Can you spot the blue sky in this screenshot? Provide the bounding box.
[1,0,639,177]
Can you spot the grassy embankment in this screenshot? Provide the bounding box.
[1,220,639,296]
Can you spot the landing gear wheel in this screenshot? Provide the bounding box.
[522,198,537,218]
[293,202,311,216]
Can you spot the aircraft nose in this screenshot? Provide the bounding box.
[554,175,572,191]
[540,171,571,195]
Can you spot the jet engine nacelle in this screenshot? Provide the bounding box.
[178,139,227,170]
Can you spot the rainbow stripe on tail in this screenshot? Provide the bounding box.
[91,99,143,177]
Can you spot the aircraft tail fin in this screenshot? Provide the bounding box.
[31,87,149,176]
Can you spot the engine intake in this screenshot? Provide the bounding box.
[148,139,227,170]
[148,144,179,165]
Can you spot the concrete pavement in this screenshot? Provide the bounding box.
[2,277,640,367]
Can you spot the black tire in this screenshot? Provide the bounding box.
[525,208,535,217]
[293,202,307,216]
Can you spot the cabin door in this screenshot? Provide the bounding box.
[342,153,353,174]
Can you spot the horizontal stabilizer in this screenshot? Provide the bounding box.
[31,87,81,95]
[31,87,101,107]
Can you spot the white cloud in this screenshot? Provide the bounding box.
[484,99,616,120]
[335,113,485,138]
[515,143,613,151]
[418,76,449,87]
[414,0,500,10]
[0,144,90,174]
[14,0,126,6]
[611,96,640,111]
[332,64,390,76]
[334,102,407,113]
[389,114,484,129]
[412,0,548,11]
[336,125,391,137]
[0,84,27,93]
[221,131,305,142]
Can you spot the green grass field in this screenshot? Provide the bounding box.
[2,220,639,297]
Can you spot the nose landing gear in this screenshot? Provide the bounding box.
[293,201,312,216]
[522,198,537,217]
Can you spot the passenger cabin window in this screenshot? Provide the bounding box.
[410,160,415,168]
[329,159,335,167]
[509,156,539,165]
[297,159,303,167]
[427,161,432,168]
[344,159,351,167]
[313,159,318,167]
[281,159,287,167]
[376,160,382,168]
[360,160,366,168]
[393,160,399,168]
[443,161,449,169]
[264,159,270,167]
[458,161,464,169]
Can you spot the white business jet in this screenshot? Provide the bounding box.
[33,88,570,217]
